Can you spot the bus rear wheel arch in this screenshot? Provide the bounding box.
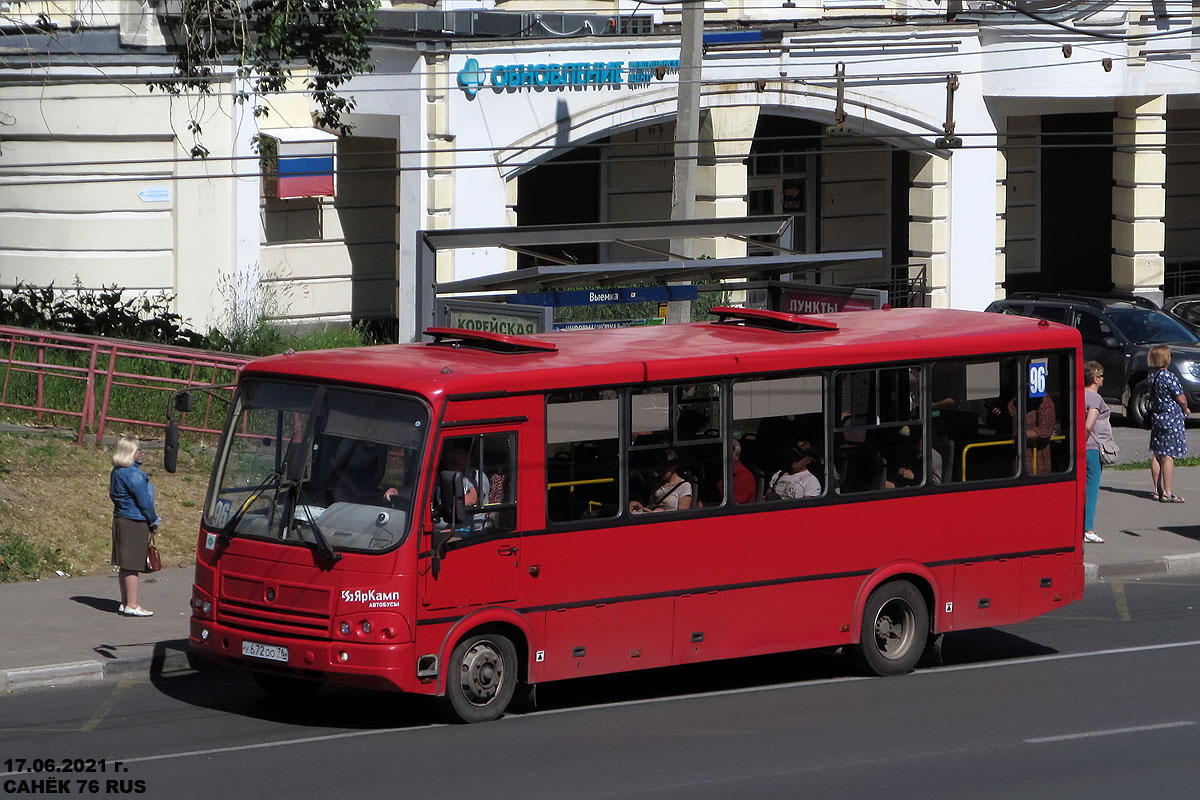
[858,579,930,676]
[441,632,519,723]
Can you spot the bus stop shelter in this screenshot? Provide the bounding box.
[415,216,884,337]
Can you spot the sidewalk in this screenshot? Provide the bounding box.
[0,566,195,693]
[1,461,1198,696]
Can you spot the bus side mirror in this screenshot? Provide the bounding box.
[174,391,195,413]
[438,471,468,528]
[164,419,180,474]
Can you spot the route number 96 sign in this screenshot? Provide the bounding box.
[1029,358,1048,398]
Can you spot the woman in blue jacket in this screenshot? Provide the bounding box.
[110,435,160,617]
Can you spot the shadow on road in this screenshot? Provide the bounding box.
[935,627,1057,667]
[140,629,1059,726]
[70,595,122,613]
[145,640,442,729]
[1161,524,1200,542]
[1099,485,1158,500]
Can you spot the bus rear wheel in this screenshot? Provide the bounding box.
[442,633,517,723]
[859,580,929,676]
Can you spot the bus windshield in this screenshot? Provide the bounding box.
[205,379,429,553]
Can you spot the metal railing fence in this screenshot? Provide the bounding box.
[0,325,252,444]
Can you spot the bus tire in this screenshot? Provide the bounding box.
[442,632,518,723]
[252,672,321,698]
[858,580,929,676]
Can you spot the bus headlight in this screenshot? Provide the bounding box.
[192,589,214,620]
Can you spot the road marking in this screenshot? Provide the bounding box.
[1111,581,1131,621]
[1025,721,1194,744]
[917,638,1200,674]
[79,677,133,732]
[101,724,449,770]
[5,638,1200,774]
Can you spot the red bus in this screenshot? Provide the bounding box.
[175,307,1084,722]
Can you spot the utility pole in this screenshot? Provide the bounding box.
[666,0,703,324]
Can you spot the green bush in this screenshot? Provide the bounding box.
[0,281,209,347]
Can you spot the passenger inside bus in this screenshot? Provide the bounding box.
[629,449,693,513]
[720,439,759,504]
[766,443,822,500]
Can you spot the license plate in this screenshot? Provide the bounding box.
[242,640,289,663]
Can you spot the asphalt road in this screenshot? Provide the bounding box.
[4,578,1200,799]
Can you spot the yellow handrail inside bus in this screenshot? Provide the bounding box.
[547,477,616,490]
[961,435,1067,480]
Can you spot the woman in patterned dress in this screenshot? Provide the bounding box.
[1147,345,1190,503]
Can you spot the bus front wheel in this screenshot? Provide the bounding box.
[859,580,929,676]
[442,633,518,723]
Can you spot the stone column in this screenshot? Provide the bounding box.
[695,104,760,259]
[1112,95,1167,302]
[424,50,455,282]
[909,153,950,308]
[993,144,1008,302]
[1000,116,1040,291]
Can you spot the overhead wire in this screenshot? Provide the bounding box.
[0,130,1195,190]
[1,0,1197,180]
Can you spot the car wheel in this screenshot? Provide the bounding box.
[1128,380,1150,428]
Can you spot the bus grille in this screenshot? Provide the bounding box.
[217,598,332,640]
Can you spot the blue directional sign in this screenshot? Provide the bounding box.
[514,286,698,307]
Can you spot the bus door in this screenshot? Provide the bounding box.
[421,425,524,610]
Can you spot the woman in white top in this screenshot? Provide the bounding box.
[630,450,693,513]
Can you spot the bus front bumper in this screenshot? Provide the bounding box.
[189,618,429,694]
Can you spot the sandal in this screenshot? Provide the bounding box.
[122,606,154,617]
[1161,494,1187,504]
[1150,493,1162,501]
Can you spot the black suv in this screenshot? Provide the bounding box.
[985,292,1200,426]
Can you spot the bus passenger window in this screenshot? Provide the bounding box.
[732,373,825,503]
[931,358,1021,483]
[834,367,922,494]
[1027,352,1071,476]
[547,391,620,523]
[434,433,517,535]
[630,383,724,512]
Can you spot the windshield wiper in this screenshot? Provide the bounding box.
[281,385,340,566]
[217,468,284,547]
[289,489,341,566]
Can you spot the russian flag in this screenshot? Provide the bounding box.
[261,128,337,199]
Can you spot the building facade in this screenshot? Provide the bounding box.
[1,1,1197,340]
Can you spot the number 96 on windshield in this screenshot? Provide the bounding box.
[1029,358,1048,398]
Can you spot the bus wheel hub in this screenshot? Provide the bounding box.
[459,641,504,704]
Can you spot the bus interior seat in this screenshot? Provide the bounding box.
[837,447,888,493]
[931,436,953,484]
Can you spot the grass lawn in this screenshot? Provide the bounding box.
[0,428,211,581]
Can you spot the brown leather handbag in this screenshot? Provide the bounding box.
[145,532,162,572]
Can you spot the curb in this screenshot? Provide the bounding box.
[1087,552,1200,582]
[1,641,195,694]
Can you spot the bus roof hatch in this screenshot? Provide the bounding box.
[424,326,559,354]
[709,306,840,333]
